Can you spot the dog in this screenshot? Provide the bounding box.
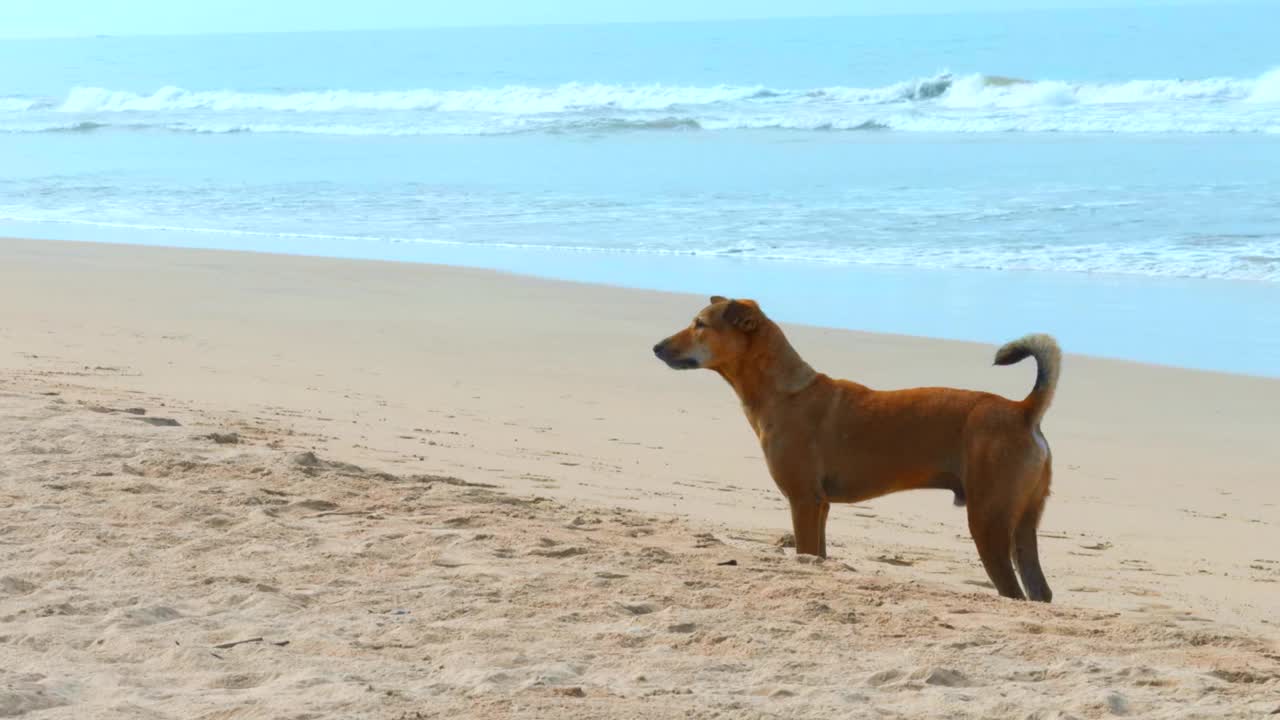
[653,296,1060,602]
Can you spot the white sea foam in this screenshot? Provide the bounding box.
[45,69,1280,112]
[1,68,1277,135]
[1247,67,1280,103]
[53,83,768,114]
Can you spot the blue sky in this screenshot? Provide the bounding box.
[0,0,1242,38]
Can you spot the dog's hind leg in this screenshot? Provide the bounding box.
[817,501,830,557]
[1014,470,1053,603]
[789,499,830,558]
[967,503,1025,600]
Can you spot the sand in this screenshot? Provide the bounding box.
[2,237,1278,718]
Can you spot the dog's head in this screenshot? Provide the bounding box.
[652,296,762,371]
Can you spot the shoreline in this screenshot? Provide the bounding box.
[5,229,1279,378]
[3,235,1279,636]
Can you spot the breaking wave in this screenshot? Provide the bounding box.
[3,68,1279,135]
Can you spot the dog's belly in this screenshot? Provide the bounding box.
[819,466,961,504]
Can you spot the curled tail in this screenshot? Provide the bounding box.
[993,333,1061,425]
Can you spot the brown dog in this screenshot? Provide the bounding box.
[653,297,1061,602]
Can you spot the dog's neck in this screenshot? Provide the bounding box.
[714,320,817,418]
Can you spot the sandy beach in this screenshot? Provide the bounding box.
[2,237,1279,718]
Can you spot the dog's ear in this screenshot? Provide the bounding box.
[709,295,728,305]
[722,299,760,332]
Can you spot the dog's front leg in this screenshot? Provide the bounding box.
[788,498,830,558]
[763,441,830,558]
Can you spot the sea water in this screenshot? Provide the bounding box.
[2,5,1278,374]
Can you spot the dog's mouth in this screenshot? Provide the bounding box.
[663,356,701,370]
[653,344,700,370]
[653,340,702,370]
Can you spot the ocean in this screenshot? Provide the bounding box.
[2,4,1278,375]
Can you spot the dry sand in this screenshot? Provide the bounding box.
[1,237,1278,718]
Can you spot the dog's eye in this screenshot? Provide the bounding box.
[693,319,707,329]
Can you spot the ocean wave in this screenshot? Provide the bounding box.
[52,83,770,114]
[39,120,113,133]
[2,68,1278,135]
[34,69,1280,113]
[1249,67,1280,103]
[938,70,1280,109]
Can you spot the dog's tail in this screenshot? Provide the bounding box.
[993,333,1061,426]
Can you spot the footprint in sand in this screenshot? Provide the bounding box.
[872,554,914,567]
[565,515,600,530]
[692,532,722,548]
[442,515,480,527]
[432,551,477,568]
[919,668,972,687]
[1120,558,1153,572]
[112,605,183,627]
[0,576,38,595]
[132,416,181,427]
[289,499,339,512]
[0,678,69,716]
[528,545,588,559]
[1105,691,1131,715]
[209,672,271,690]
[865,669,905,687]
[1180,508,1227,521]
[616,601,657,615]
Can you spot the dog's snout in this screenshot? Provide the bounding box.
[653,338,701,370]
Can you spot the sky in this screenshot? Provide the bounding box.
[0,0,1245,39]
